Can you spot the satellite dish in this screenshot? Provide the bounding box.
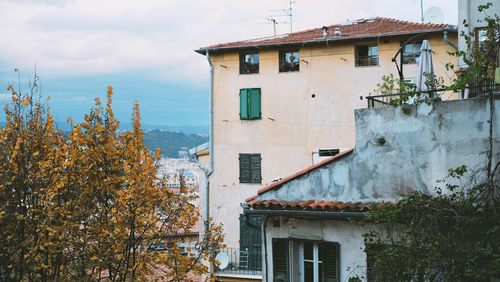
[424,7,445,24]
[215,252,229,270]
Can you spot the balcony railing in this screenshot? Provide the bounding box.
[214,247,262,276]
[366,84,500,108]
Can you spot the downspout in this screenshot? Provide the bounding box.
[205,50,214,227]
[443,30,458,50]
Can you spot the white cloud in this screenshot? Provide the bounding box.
[0,0,458,82]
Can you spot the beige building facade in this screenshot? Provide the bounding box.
[196,17,458,280]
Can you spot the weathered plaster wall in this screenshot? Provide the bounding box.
[258,97,500,203]
[263,218,373,281]
[209,34,458,247]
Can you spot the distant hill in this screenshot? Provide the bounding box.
[1,122,208,158]
[143,129,208,158]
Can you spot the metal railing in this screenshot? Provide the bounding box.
[214,247,262,276]
[366,84,500,108]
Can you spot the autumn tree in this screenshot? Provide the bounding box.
[0,77,222,281]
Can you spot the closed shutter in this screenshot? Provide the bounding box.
[239,154,261,184]
[240,89,249,120]
[272,239,289,282]
[250,154,262,183]
[322,242,339,282]
[248,88,262,119]
[239,154,251,183]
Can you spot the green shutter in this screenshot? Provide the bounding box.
[272,239,289,282]
[322,242,339,282]
[248,88,262,120]
[240,89,249,120]
[239,154,251,183]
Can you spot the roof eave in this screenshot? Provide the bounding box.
[195,28,458,55]
[243,207,366,219]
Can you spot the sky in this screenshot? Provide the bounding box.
[0,0,458,131]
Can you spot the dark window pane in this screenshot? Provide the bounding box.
[279,50,300,72]
[402,42,422,64]
[303,242,313,260]
[240,52,259,74]
[304,261,314,282]
[355,44,378,66]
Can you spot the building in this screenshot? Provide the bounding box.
[195,17,458,280]
[458,0,500,68]
[243,96,500,281]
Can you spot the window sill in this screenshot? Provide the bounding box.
[355,65,380,68]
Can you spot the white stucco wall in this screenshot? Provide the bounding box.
[209,34,458,248]
[263,218,374,281]
[258,97,500,203]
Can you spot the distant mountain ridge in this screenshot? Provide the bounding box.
[142,129,208,158]
[0,122,208,158]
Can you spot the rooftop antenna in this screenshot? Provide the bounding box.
[420,0,424,23]
[289,0,295,33]
[261,17,287,36]
[262,9,288,36]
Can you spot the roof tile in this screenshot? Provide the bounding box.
[198,17,455,52]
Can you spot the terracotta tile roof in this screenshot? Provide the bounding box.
[196,17,455,54]
[247,199,372,212]
[245,149,354,203]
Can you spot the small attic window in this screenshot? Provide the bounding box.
[240,52,259,74]
[318,149,340,157]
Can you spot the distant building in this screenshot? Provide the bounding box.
[196,17,458,281]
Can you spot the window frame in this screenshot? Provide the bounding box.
[240,52,260,74]
[401,41,422,65]
[279,50,300,72]
[239,153,262,184]
[272,239,339,282]
[355,43,379,67]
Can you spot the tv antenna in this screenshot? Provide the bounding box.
[260,16,288,36]
[288,0,295,33]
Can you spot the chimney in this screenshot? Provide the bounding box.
[322,26,328,39]
[333,27,342,37]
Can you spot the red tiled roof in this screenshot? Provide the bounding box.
[247,199,372,212]
[245,149,354,203]
[196,17,455,54]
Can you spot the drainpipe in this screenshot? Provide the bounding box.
[205,50,214,227]
[443,30,458,50]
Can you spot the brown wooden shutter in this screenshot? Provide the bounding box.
[272,238,289,282]
[322,242,339,282]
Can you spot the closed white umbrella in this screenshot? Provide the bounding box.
[416,39,435,98]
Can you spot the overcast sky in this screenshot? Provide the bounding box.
[0,0,457,130]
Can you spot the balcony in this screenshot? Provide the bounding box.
[366,83,500,108]
[214,247,262,276]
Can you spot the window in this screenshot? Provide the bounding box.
[279,50,300,72]
[402,42,422,64]
[318,149,340,157]
[355,44,379,66]
[239,88,261,120]
[239,153,261,183]
[272,239,340,282]
[240,214,262,271]
[240,52,260,74]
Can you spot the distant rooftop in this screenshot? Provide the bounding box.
[196,17,456,54]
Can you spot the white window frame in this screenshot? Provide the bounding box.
[299,242,323,282]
